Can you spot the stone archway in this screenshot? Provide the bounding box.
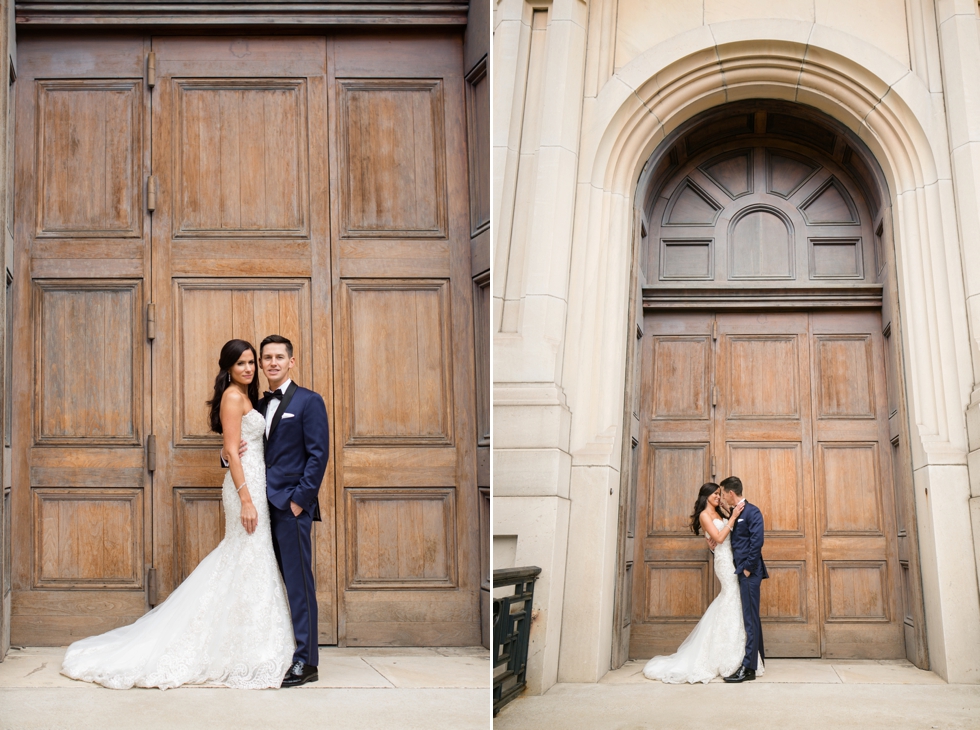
[552,25,980,684]
[616,100,924,664]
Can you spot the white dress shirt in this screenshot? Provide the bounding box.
[265,379,292,438]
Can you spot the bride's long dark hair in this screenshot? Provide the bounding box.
[206,339,260,434]
[690,482,721,535]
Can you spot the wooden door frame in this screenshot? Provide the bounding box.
[611,100,929,669]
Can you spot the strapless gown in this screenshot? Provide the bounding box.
[642,517,763,684]
[61,409,294,689]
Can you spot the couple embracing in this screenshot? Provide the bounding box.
[644,476,767,685]
[62,336,325,690]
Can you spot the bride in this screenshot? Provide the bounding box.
[61,339,294,690]
[643,482,760,684]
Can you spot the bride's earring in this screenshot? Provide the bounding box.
[227,372,231,384]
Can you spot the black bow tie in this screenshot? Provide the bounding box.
[264,389,284,401]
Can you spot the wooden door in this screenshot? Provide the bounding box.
[630,309,905,660]
[148,36,337,641]
[327,35,481,646]
[809,310,903,656]
[10,37,153,642]
[631,312,715,656]
[714,312,820,655]
[612,211,645,667]
[11,32,480,648]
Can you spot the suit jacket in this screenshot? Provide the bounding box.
[730,500,768,579]
[260,381,329,522]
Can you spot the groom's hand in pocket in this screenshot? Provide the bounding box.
[290,501,303,517]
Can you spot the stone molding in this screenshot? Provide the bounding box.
[567,20,973,476]
[14,1,468,26]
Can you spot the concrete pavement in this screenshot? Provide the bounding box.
[0,646,491,729]
[494,659,980,729]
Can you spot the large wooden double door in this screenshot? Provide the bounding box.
[630,309,905,659]
[11,34,480,646]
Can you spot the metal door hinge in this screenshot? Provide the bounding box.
[712,385,718,407]
[147,175,158,212]
[712,320,718,341]
[147,567,159,606]
[146,302,156,340]
[146,434,157,472]
[146,51,156,88]
[710,455,716,477]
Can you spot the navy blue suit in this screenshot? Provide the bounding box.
[729,500,767,671]
[261,381,329,668]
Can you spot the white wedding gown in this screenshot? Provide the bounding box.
[62,409,295,689]
[643,517,763,684]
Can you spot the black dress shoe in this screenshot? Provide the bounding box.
[281,660,318,688]
[723,666,756,683]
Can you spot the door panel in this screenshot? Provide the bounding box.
[341,280,453,445]
[149,36,337,643]
[33,487,143,589]
[811,310,902,657]
[630,310,904,660]
[727,442,804,535]
[715,313,819,656]
[11,37,152,644]
[646,444,709,535]
[630,313,714,656]
[173,279,312,445]
[338,79,448,238]
[174,487,225,583]
[34,282,142,444]
[174,81,310,238]
[328,35,480,646]
[35,80,143,240]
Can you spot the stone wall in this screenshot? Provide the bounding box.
[493,0,980,691]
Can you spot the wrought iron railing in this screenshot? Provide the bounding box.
[492,565,540,716]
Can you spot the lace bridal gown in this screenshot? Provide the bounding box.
[62,409,295,689]
[643,518,763,684]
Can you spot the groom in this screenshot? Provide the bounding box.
[223,334,329,688]
[720,476,767,682]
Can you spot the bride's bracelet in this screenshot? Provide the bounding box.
[236,482,247,492]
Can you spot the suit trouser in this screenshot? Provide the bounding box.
[738,572,764,671]
[271,505,318,667]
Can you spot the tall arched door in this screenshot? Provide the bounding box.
[625,104,927,663]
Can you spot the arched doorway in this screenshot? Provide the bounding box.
[615,101,927,664]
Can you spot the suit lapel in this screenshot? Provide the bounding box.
[267,381,298,442]
[732,500,748,537]
[258,394,270,447]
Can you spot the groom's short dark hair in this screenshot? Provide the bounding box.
[260,334,293,357]
[720,476,743,496]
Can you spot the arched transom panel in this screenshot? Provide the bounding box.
[645,112,879,288]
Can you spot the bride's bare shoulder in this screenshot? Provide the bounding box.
[220,387,249,413]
